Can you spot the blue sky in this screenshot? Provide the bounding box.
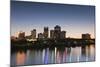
[11,1,95,38]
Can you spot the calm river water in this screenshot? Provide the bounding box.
[11,44,95,66]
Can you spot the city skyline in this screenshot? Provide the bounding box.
[11,25,92,39]
[11,1,95,38]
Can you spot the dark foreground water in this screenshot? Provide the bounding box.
[11,44,95,66]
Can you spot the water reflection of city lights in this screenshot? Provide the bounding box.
[16,51,26,65]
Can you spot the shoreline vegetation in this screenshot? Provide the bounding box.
[11,38,95,50]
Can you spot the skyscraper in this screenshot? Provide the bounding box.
[54,25,61,39]
[60,31,66,39]
[43,27,49,38]
[54,25,61,31]
[31,29,36,39]
[50,30,54,39]
[38,33,43,39]
[18,31,25,40]
[82,33,91,39]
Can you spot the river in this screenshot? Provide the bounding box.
[11,44,95,66]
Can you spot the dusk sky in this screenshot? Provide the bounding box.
[11,1,95,38]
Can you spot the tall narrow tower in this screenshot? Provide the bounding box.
[31,29,36,39]
[43,27,49,38]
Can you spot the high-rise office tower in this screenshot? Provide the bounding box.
[18,31,25,40]
[82,33,91,39]
[38,33,43,39]
[60,31,66,39]
[54,25,61,39]
[43,27,49,38]
[50,30,54,39]
[31,29,36,39]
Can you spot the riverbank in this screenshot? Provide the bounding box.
[11,38,95,50]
